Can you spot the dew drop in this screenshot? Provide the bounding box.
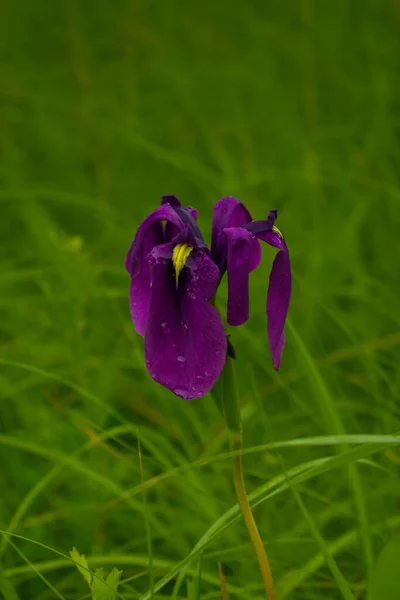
[215,351,221,357]
[177,355,186,363]
[182,322,189,336]
[161,322,171,334]
[173,386,188,398]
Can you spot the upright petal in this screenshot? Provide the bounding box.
[163,196,204,247]
[125,204,184,275]
[161,194,180,206]
[126,204,184,336]
[223,227,255,326]
[145,244,227,400]
[161,195,198,219]
[211,197,261,273]
[257,230,291,370]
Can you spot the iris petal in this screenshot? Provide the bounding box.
[126,205,184,335]
[257,230,291,370]
[145,243,227,400]
[162,195,204,246]
[224,211,291,369]
[211,197,261,273]
[161,194,182,207]
[224,227,254,326]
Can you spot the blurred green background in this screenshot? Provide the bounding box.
[1,0,400,598]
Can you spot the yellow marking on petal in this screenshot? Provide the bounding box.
[172,243,193,287]
[272,225,284,239]
[160,219,167,234]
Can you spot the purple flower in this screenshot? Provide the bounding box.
[126,195,291,399]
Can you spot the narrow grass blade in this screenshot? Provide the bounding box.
[218,563,230,600]
[282,461,356,600]
[186,556,203,600]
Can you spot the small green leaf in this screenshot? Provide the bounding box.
[92,567,122,600]
[106,569,123,594]
[70,548,122,600]
[70,547,92,586]
[368,534,400,600]
[212,356,241,433]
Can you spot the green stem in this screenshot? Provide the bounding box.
[232,431,276,600]
[213,350,276,599]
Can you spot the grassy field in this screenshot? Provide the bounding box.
[1,0,400,598]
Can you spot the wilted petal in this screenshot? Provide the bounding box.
[257,230,291,369]
[126,205,184,335]
[145,244,227,400]
[211,197,261,273]
[224,227,255,326]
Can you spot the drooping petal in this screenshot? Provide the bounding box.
[223,227,255,326]
[211,196,261,273]
[145,244,227,400]
[257,230,291,370]
[129,276,151,338]
[126,204,185,336]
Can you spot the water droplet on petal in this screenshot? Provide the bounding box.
[177,355,186,363]
[215,351,221,357]
[204,371,212,382]
[173,386,188,398]
[161,322,171,334]
[182,322,189,336]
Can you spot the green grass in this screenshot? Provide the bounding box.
[1,0,400,598]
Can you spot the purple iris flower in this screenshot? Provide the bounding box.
[125,195,291,400]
